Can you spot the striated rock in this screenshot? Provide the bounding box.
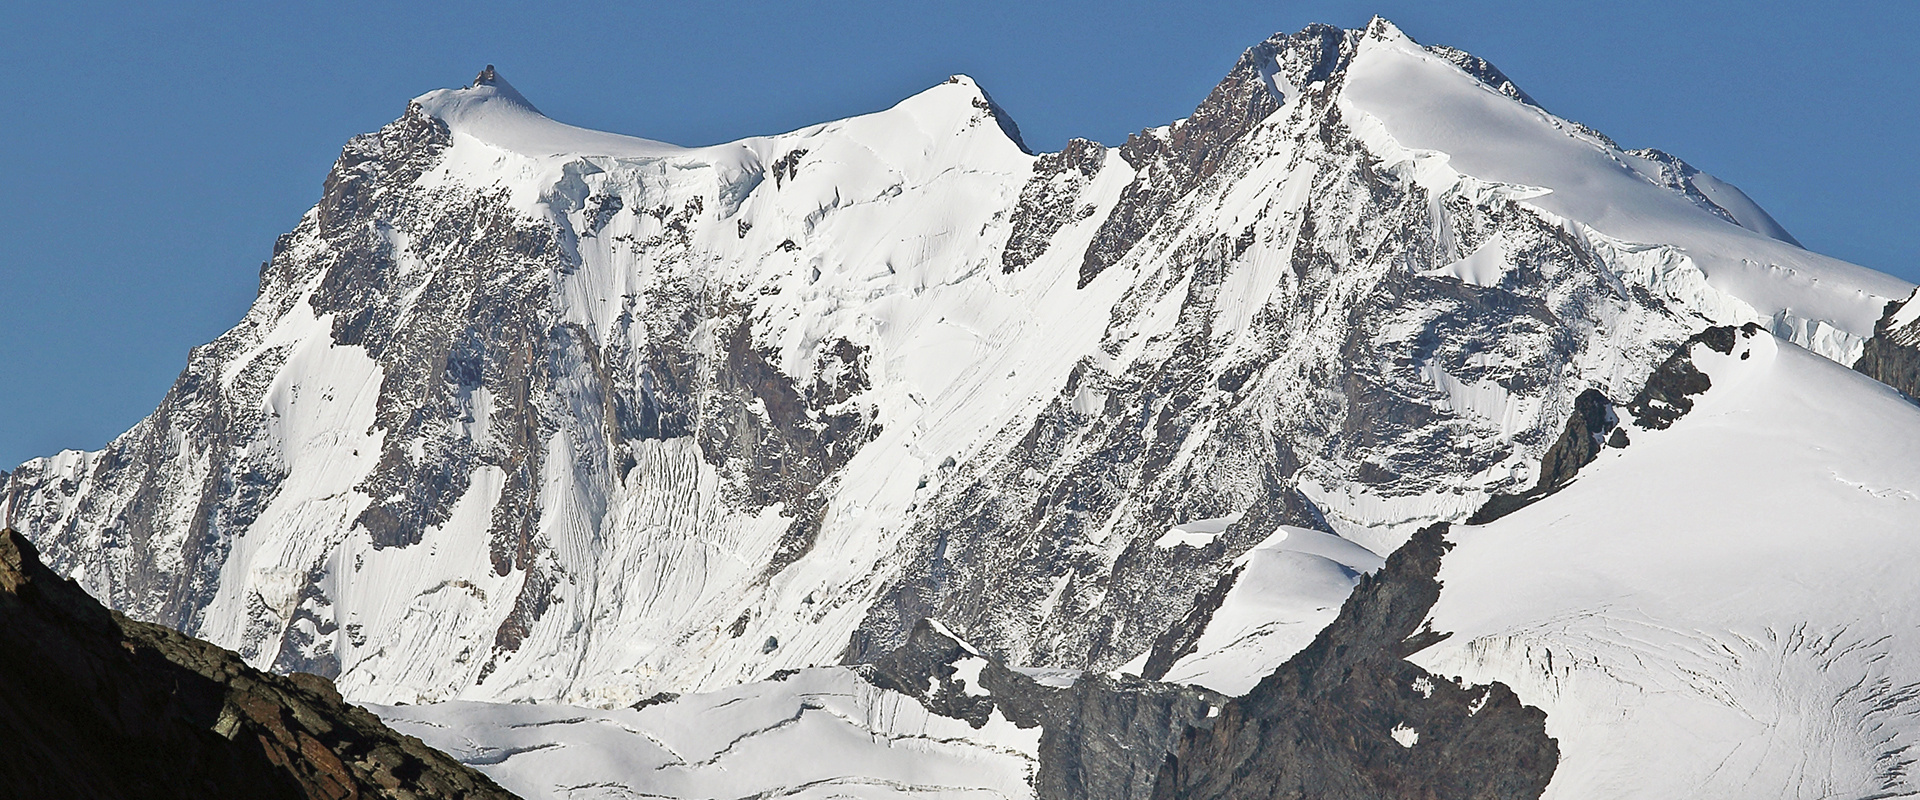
[1150,523,1556,800]
[0,528,517,799]
[1854,288,1920,401]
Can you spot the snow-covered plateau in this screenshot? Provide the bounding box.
[7,16,1920,800]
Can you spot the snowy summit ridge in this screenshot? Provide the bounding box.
[413,63,685,159]
[6,18,1920,800]
[465,65,539,111]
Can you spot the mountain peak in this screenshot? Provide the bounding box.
[944,74,1029,154]
[439,63,541,116]
[1364,15,1412,43]
[410,66,684,159]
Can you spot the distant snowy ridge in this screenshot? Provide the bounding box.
[2,16,1911,731]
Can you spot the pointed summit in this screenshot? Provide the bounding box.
[1364,14,1412,42]
[943,74,1028,154]
[450,64,540,115]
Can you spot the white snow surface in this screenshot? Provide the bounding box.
[1410,329,1920,799]
[6,32,1917,793]
[414,72,687,160]
[1153,513,1245,549]
[1153,526,1383,696]
[1343,19,1911,363]
[375,667,1040,800]
[1390,723,1419,749]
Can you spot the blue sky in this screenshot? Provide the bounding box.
[1,0,1914,468]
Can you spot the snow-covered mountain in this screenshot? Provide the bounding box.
[7,17,1920,798]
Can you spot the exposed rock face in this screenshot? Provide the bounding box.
[1466,387,1614,524]
[2,19,1894,707]
[865,618,1222,800]
[0,529,516,799]
[1004,138,1108,275]
[1149,523,1557,800]
[1138,567,1243,681]
[843,20,1718,673]
[1855,288,1920,401]
[1624,323,1761,430]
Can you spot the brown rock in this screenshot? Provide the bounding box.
[0,528,518,799]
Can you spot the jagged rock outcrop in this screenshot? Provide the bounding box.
[1150,523,1557,800]
[1855,288,1920,401]
[0,528,516,799]
[1468,324,1776,524]
[1465,387,1614,524]
[1137,567,1243,681]
[1623,323,1763,430]
[865,618,1223,800]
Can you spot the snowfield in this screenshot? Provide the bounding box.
[1413,329,1920,799]
[1342,26,1908,361]
[7,16,1920,800]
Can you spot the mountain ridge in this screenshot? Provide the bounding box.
[2,15,1909,716]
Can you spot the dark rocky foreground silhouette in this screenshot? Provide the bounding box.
[0,528,517,799]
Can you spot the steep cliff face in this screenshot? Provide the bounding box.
[1855,287,1920,400]
[3,18,1910,711]
[1151,524,1556,800]
[0,528,515,799]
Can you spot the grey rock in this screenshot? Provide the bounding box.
[1854,292,1920,401]
[864,618,1223,800]
[1150,524,1557,800]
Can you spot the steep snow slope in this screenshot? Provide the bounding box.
[4,18,1912,713]
[1341,24,1906,360]
[1125,526,1384,696]
[1404,328,1920,799]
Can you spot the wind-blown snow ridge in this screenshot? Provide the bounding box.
[413,66,685,158]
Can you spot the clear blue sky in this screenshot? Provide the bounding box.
[1,0,1914,468]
